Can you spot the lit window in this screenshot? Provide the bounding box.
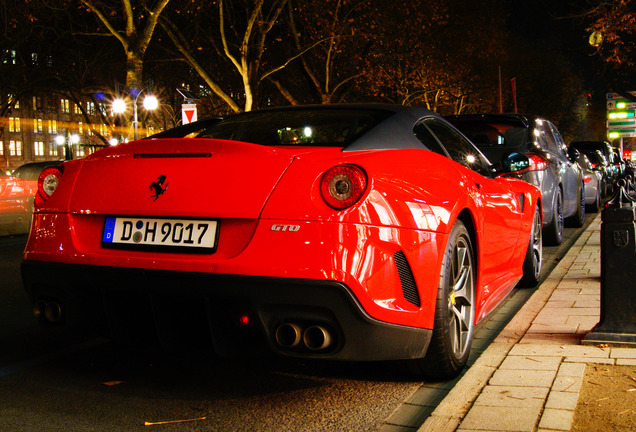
[48,120,57,133]
[33,118,43,132]
[74,103,82,115]
[8,94,19,109]
[8,117,20,132]
[61,99,70,113]
[31,53,38,66]
[0,141,3,155]
[48,142,57,156]
[34,141,44,156]
[9,140,22,156]
[78,122,83,133]
[3,50,16,65]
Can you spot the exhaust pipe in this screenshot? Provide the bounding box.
[33,300,47,320]
[303,325,332,351]
[275,323,303,348]
[33,300,64,324]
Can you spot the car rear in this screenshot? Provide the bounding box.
[22,107,441,361]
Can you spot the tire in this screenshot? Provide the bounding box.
[587,186,601,213]
[408,220,475,380]
[518,204,542,288]
[566,182,585,228]
[544,188,563,246]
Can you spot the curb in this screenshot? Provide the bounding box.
[417,215,603,432]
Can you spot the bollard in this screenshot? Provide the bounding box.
[584,181,636,346]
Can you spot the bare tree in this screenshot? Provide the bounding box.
[160,0,290,113]
[79,0,172,89]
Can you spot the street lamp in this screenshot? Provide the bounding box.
[55,133,79,160]
[112,89,159,141]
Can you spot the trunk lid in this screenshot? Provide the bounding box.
[68,139,296,219]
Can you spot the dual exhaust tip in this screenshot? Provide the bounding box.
[274,322,334,352]
[33,300,64,324]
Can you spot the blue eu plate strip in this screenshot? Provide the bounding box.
[103,217,116,243]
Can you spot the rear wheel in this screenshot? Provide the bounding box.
[544,188,563,246]
[408,220,475,380]
[518,204,542,288]
[587,185,601,213]
[566,182,585,228]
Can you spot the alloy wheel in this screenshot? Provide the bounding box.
[447,237,475,359]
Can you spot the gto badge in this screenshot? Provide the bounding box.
[150,175,169,201]
[271,224,300,232]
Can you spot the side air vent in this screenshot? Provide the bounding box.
[394,251,421,307]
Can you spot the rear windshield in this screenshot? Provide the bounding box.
[195,108,391,147]
[584,152,605,165]
[448,119,527,149]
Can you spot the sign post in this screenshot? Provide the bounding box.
[182,103,197,125]
[607,92,636,140]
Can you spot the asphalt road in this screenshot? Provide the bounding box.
[0,214,595,431]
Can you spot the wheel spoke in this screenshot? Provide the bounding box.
[532,213,542,276]
[447,240,474,357]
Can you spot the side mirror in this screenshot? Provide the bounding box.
[501,152,531,173]
[567,147,580,162]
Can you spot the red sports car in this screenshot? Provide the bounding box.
[22,105,542,379]
[1,169,33,235]
[1,161,65,236]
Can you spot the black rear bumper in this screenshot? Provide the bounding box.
[21,261,431,361]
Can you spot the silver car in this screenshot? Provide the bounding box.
[572,151,602,212]
[447,114,585,245]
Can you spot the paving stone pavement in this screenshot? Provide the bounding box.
[382,212,636,432]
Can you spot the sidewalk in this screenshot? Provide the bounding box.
[413,213,636,432]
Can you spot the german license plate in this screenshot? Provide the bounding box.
[102,217,218,252]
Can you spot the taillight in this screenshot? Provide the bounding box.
[584,175,592,183]
[320,165,367,210]
[527,154,549,171]
[37,166,64,201]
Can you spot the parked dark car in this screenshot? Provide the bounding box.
[12,160,66,182]
[570,141,618,193]
[447,114,584,245]
[612,148,626,177]
[578,150,612,197]
[572,151,602,212]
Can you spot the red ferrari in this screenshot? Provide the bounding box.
[22,105,542,379]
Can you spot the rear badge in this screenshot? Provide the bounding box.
[271,224,300,232]
[150,175,169,201]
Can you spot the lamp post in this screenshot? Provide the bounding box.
[112,88,158,141]
[54,133,79,160]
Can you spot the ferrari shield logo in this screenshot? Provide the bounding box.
[613,230,629,248]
